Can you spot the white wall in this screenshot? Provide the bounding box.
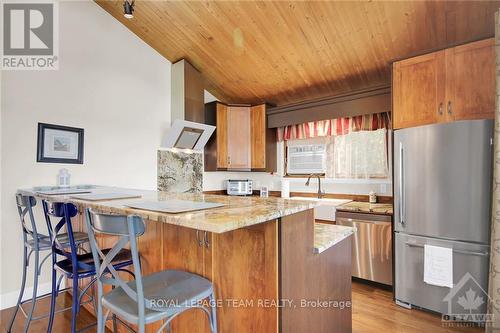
[0,1,171,308]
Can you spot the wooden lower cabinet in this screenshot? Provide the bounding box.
[162,225,212,333]
[79,219,279,333]
[162,222,278,333]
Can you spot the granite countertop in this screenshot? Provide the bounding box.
[18,186,317,234]
[336,201,393,215]
[313,223,356,254]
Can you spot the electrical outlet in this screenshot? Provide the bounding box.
[380,184,387,194]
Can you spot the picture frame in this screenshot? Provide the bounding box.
[37,123,84,164]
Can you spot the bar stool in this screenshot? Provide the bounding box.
[85,208,218,333]
[43,201,134,333]
[7,194,89,333]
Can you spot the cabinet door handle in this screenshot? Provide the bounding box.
[204,231,210,248]
[438,102,443,115]
[447,101,452,115]
[227,156,231,165]
[196,230,203,247]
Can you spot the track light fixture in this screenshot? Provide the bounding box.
[123,0,135,19]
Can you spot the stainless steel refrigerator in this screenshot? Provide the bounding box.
[394,119,493,314]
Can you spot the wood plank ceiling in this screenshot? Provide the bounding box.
[96,1,500,106]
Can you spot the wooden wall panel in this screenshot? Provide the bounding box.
[212,221,278,333]
[280,209,352,333]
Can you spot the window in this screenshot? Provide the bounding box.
[327,129,388,179]
[285,137,327,175]
[285,129,389,179]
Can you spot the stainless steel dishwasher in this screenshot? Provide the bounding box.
[336,210,392,285]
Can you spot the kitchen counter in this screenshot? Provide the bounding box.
[336,201,393,215]
[314,223,356,254]
[18,186,316,234]
[20,185,352,333]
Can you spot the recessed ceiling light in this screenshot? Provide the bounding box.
[123,0,135,19]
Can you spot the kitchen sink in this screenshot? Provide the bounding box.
[288,197,352,221]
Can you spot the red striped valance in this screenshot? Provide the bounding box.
[277,112,391,141]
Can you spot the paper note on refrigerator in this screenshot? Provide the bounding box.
[424,244,453,288]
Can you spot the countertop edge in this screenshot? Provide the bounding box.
[17,187,319,234]
[313,223,356,254]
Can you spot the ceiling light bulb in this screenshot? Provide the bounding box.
[123,0,134,19]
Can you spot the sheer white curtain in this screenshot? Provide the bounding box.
[326,129,388,179]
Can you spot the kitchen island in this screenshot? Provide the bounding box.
[19,186,354,333]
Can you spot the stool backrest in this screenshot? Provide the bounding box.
[42,201,83,272]
[15,194,38,241]
[85,208,146,321]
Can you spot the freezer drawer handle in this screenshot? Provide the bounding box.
[404,242,489,257]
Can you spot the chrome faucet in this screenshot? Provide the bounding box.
[305,174,325,199]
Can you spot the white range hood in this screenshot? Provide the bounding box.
[161,119,215,150]
[162,59,215,151]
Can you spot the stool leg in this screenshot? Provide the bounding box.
[209,293,217,333]
[47,256,57,333]
[112,314,118,333]
[6,245,28,333]
[22,248,40,333]
[70,276,79,333]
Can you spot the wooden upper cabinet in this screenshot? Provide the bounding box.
[392,51,446,129]
[445,38,495,121]
[216,103,228,168]
[205,102,277,172]
[251,104,266,169]
[392,38,495,130]
[227,106,251,169]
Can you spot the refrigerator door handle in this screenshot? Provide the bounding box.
[399,142,405,226]
[404,242,489,257]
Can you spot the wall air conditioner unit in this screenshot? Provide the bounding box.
[286,143,326,175]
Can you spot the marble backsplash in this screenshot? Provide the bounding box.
[158,149,203,193]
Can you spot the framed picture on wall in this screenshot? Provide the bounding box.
[37,123,84,164]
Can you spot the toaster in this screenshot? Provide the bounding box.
[226,179,253,196]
